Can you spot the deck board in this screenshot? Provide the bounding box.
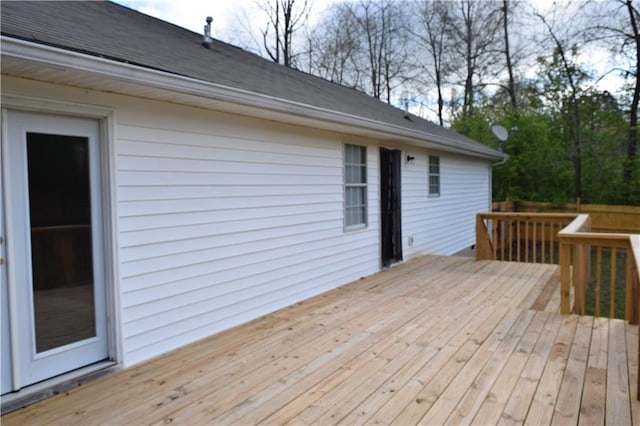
[2,255,638,425]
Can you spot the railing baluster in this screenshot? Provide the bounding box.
[550,223,555,264]
[560,241,571,314]
[525,220,529,262]
[516,220,521,262]
[533,222,537,263]
[573,243,583,315]
[492,218,498,260]
[540,222,547,263]
[596,247,602,318]
[509,220,513,262]
[610,247,617,318]
[626,247,633,322]
[500,219,505,260]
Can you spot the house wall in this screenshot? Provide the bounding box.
[2,76,491,368]
[402,150,490,257]
[114,100,381,365]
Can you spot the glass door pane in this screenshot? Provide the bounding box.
[27,133,96,353]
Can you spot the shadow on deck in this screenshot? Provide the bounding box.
[2,255,638,425]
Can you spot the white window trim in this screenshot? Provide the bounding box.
[343,143,368,231]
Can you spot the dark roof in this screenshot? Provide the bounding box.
[1,1,501,158]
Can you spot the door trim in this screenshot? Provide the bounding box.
[1,109,22,390]
[0,95,121,395]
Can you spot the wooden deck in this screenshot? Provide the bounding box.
[3,255,638,425]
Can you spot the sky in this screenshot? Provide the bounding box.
[116,1,254,37]
[114,0,625,99]
[114,0,336,53]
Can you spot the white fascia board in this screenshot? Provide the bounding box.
[1,37,503,160]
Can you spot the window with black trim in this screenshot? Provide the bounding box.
[429,155,440,196]
[344,144,367,227]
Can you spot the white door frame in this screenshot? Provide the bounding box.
[1,97,121,394]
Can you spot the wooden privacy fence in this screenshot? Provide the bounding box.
[492,199,640,233]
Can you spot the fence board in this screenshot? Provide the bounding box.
[493,200,640,233]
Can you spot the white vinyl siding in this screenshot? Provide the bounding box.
[4,76,492,370]
[402,151,490,257]
[112,99,380,365]
[344,144,367,228]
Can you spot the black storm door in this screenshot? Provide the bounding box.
[380,148,402,267]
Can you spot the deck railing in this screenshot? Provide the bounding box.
[557,215,640,324]
[477,211,640,400]
[556,215,640,401]
[476,212,639,322]
[475,212,577,264]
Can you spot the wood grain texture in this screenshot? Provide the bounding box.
[2,255,638,426]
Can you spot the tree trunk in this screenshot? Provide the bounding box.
[539,13,583,200]
[436,67,444,126]
[503,0,517,109]
[572,98,583,200]
[624,0,639,202]
[463,1,474,117]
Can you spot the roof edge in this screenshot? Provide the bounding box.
[1,36,505,160]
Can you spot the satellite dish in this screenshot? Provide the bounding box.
[491,125,509,142]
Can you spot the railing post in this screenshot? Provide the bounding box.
[476,215,494,261]
[628,241,639,325]
[560,240,571,314]
[573,243,586,315]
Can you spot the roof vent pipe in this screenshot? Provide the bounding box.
[202,16,213,48]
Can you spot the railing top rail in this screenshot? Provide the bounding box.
[478,212,578,221]
[560,231,638,241]
[631,234,640,273]
[557,214,590,234]
[558,234,638,250]
[632,234,640,258]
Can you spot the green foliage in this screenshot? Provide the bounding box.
[580,91,628,204]
[452,56,633,205]
[453,104,575,203]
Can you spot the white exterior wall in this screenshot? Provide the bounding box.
[115,100,381,365]
[3,77,491,369]
[402,149,490,258]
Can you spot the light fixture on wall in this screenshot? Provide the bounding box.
[406,155,415,164]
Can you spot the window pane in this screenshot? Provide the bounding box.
[359,165,367,183]
[344,144,367,227]
[358,146,366,164]
[429,156,440,174]
[27,133,96,352]
[346,187,354,204]
[346,144,353,164]
[346,207,358,226]
[355,208,362,226]
[345,206,366,226]
[346,187,366,207]
[429,175,440,194]
[346,165,367,184]
[346,165,356,184]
